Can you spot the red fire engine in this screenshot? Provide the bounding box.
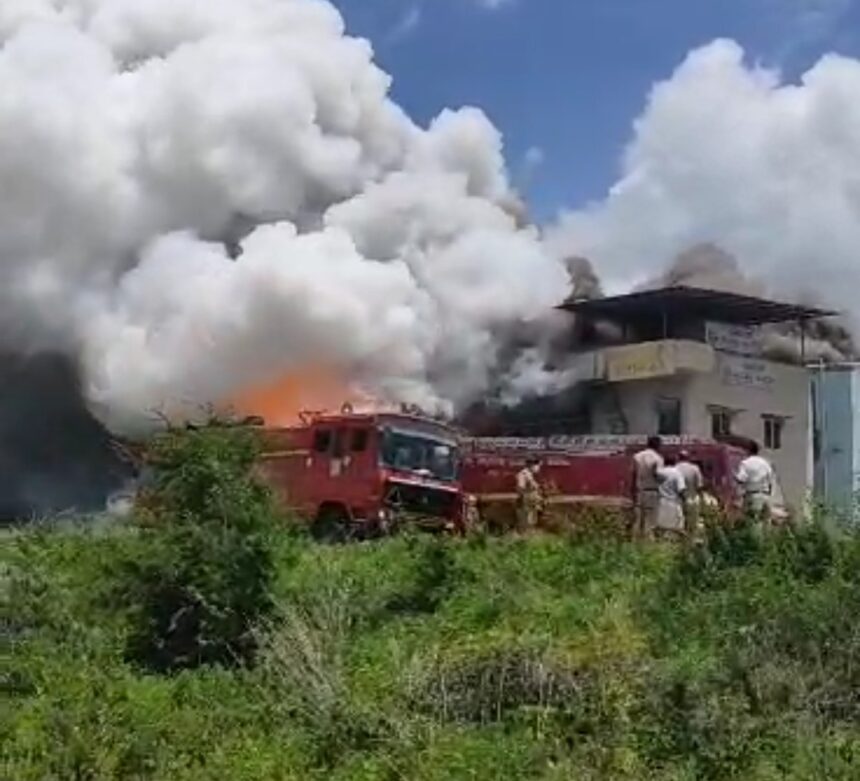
[460,435,788,530]
[119,409,786,538]
[254,407,464,539]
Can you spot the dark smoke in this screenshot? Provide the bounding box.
[636,242,763,296]
[638,242,857,363]
[458,256,604,434]
[0,353,134,522]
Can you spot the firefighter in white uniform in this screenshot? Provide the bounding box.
[735,440,775,526]
[631,436,664,541]
[677,449,704,536]
[656,454,686,539]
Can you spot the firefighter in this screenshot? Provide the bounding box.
[515,456,543,531]
[655,454,686,540]
[677,449,704,536]
[631,436,663,541]
[735,439,775,526]
[462,494,481,532]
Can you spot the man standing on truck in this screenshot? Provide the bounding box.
[516,456,543,531]
[677,450,704,536]
[632,436,663,540]
[735,440,774,526]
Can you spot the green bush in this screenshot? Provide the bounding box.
[408,642,584,725]
[8,508,860,779]
[383,533,460,616]
[120,424,279,672]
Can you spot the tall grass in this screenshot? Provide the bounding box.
[6,449,860,779]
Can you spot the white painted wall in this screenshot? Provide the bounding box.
[684,355,810,509]
[585,349,810,510]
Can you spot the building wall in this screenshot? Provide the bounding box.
[684,354,810,510]
[586,348,811,510]
[855,371,860,504]
[811,366,859,513]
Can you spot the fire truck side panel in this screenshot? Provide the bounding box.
[255,426,318,519]
[461,441,747,529]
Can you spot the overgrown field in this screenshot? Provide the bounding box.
[5,428,860,779]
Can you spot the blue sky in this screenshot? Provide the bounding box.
[332,0,860,221]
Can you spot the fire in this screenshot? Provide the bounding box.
[230,367,370,426]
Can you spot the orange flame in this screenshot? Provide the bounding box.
[230,367,368,427]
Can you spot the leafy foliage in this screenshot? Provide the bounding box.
[120,424,279,672]
[7,500,860,779]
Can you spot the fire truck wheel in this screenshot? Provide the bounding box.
[311,505,351,544]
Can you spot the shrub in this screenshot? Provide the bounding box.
[255,594,403,768]
[408,643,585,725]
[120,424,279,672]
[383,533,460,616]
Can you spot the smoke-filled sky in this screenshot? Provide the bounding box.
[3,0,860,434]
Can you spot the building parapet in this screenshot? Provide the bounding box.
[573,339,717,384]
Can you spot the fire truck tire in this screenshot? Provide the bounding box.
[311,504,351,543]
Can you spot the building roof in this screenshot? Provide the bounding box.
[560,286,837,325]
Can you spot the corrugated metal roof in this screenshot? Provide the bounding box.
[560,286,837,325]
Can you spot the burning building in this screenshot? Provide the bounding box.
[469,286,836,511]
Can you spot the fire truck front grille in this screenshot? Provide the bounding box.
[383,480,458,519]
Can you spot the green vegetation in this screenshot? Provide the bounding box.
[5,426,860,779]
[121,425,277,672]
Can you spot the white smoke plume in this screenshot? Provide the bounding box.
[547,39,860,335]
[0,0,567,434]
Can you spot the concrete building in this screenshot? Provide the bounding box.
[810,364,860,516]
[550,287,835,511]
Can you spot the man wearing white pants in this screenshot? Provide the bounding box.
[656,454,687,540]
[632,436,664,541]
[735,440,775,526]
[677,450,704,536]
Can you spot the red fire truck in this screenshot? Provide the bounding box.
[460,435,788,531]
[254,408,464,539]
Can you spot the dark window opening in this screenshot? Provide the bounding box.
[763,417,785,450]
[711,409,733,438]
[313,429,332,454]
[351,429,368,452]
[656,397,682,436]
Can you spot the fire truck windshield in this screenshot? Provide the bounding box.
[379,428,459,481]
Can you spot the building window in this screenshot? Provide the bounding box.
[763,416,785,450]
[710,407,733,438]
[656,397,682,436]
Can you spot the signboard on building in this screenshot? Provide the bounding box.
[605,342,671,382]
[719,355,776,392]
[706,321,762,357]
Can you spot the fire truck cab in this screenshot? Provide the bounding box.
[256,409,463,539]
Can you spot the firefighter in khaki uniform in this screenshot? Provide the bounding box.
[515,457,544,531]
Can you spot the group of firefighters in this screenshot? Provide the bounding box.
[502,436,777,538]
